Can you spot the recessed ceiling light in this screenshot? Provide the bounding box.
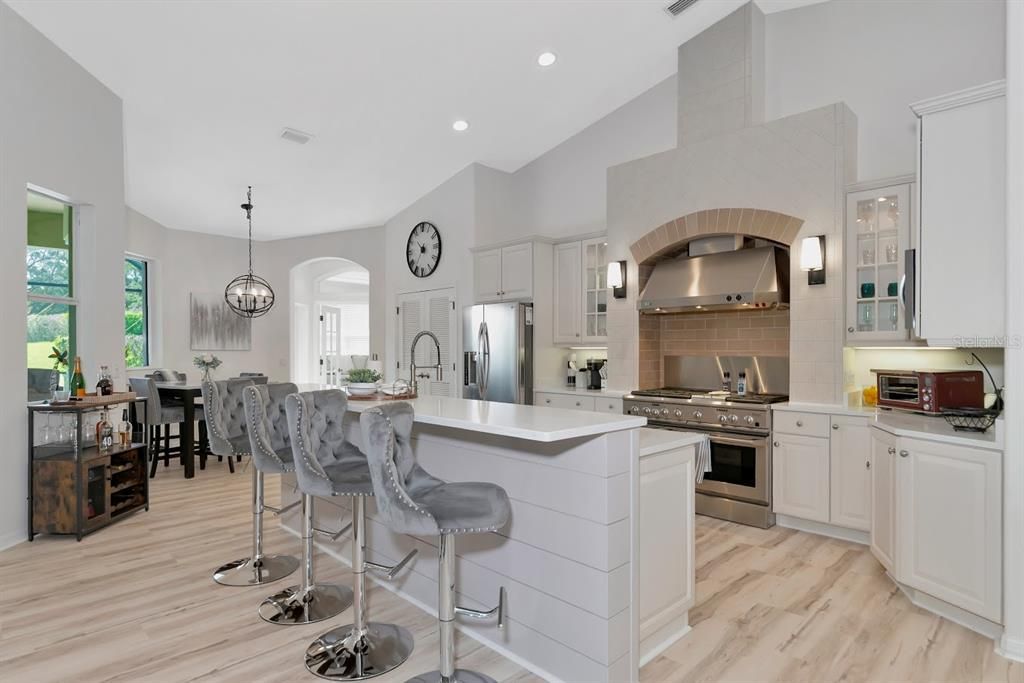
[877,197,887,202]
[452,120,469,132]
[537,52,557,67]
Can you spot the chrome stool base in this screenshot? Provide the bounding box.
[213,554,299,587]
[406,671,497,683]
[305,622,415,681]
[259,583,354,625]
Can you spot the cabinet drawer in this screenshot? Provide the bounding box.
[535,392,595,411]
[773,411,829,438]
[595,397,624,415]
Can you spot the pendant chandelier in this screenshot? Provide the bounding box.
[225,186,275,318]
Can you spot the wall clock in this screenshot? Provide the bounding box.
[406,221,442,278]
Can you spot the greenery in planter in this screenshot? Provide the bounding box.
[347,368,382,383]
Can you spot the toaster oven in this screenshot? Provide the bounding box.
[873,369,985,413]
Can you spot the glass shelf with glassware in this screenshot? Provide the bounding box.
[845,179,914,343]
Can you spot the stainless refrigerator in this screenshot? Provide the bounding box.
[462,302,533,404]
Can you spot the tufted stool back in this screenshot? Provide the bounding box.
[202,378,255,457]
[286,390,364,498]
[359,402,445,536]
[243,382,298,474]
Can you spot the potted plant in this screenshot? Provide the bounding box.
[47,345,68,397]
[193,353,223,381]
[347,368,382,396]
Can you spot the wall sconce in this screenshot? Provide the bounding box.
[799,236,826,286]
[607,260,627,299]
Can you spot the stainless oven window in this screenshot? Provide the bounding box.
[705,440,757,487]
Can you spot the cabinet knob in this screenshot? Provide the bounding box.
[545,399,551,404]
[888,447,896,455]
[832,424,839,430]
[848,326,855,333]
[773,441,780,447]
[796,420,804,427]
[575,402,581,407]
[899,449,909,458]
[866,461,871,470]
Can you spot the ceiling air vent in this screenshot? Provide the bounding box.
[664,0,699,17]
[280,127,313,145]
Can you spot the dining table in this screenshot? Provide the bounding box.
[153,381,203,479]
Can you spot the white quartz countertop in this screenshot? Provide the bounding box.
[295,386,646,442]
[639,428,705,456]
[773,402,1003,450]
[534,386,629,398]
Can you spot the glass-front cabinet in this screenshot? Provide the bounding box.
[581,237,608,342]
[845,181,913,343]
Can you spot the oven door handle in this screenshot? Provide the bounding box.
[708,434,767,447]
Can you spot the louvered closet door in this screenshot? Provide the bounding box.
[396,288,456,397]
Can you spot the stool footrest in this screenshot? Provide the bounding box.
[314,521,351,541]
[267,499,301,516]
[454,586,506,629]
[365,548,417,580]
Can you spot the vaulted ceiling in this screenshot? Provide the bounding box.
[7,0,827,239]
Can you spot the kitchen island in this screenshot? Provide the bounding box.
[279,393,700,683]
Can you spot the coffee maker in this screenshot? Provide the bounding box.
[585,359,606,391]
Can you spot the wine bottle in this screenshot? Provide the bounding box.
[96,410,112,451]
[118,409,131,447]
[70,356,86,397]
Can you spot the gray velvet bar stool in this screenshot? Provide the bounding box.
[359,403,510,683]
[287,390,417,681]
[245,384,353,625]
[205,377,299,586]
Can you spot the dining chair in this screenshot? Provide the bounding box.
[129,377,207,477]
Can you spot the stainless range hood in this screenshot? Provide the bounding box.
[638,245,790,314]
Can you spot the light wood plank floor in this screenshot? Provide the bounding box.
[1,462,1020,682]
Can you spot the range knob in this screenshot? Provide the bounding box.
[643,408,652,415]
[674,409,683,418]
[744,415,755,425]
[718,414,728,424]
[661,408,670,417]
[693,410,703,419]
[729,414,739,423]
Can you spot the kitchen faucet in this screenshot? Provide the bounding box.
[409,330,444,395]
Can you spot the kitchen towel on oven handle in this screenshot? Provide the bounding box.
[694,435,712,484]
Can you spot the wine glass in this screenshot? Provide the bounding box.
[40,414,53,446]
[889,303,900,328]
[860,305,874,331]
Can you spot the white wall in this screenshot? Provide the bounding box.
[126,208,386,383]
[765,0,1006,181]
[1,3,126,549]
[383,164,477,384]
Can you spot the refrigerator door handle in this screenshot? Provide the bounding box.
[903,248,917,333]
[478,322,490,399]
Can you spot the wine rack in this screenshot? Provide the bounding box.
[28,399,149,541]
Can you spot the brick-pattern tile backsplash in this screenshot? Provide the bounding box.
[637,309,790,387]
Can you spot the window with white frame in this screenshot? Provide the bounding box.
[124,256,150,368]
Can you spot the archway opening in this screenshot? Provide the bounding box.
[289,257,370,384]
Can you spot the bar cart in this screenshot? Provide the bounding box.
[28,394,149,541]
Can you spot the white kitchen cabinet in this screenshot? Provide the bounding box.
[551,236,609,345]
[534,391,595,412]
[581,237,609,342]
[869,427,898,573]
[553,242,582,343]
[910,82,1006,346]
[896,436,1002,622]
[473,248,503,303]
[772,433,830,523]
[637,443,695,654]
[595,397,624,415]
[472,242,534,303]
[844,180,913,344]
[829,416,871,532]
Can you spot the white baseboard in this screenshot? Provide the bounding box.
[0,529,27,552]
[997,633,1024,663]
[775,515,870,545]
[892,575,1003,642]
[280,525,568,683]
[638,616,691,667]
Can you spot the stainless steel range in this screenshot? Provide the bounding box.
[625,356,789,528]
